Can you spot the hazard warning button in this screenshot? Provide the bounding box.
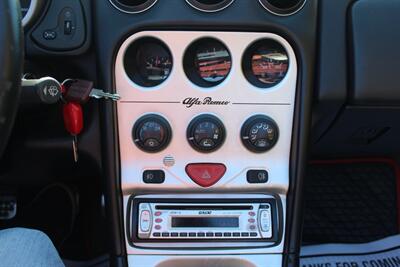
[185,163,227,187]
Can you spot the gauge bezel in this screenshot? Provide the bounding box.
[185,0,235,13]
[241,115,279,153]
[258,0,306,16]
[124,37,173,88]
[132,114,172,153]
[242,38,289,89]
[187,114,226,153]
[108,0,158,14]
[183,37,232,88]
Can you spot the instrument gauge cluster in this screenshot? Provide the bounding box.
[124,37,173,87]
[184,38,232,88]
[20,0,44,28]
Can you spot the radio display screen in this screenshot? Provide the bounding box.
[172,217,239,228]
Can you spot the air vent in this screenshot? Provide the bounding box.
[186,0,235,12]
[259,0,306,16]
[109,0,158,14]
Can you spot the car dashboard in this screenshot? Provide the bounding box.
[3,0,400,266]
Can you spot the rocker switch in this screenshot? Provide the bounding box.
[259,205,272,238]
[140,210,151,232]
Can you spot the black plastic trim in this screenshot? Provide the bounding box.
[126,195,283,249]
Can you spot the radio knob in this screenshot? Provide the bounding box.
[241,115,279,153]
[187,114,226,153]
[132,114,172,153]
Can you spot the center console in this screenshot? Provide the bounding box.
[115,30,297,266]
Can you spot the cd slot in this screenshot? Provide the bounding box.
[154,205,253,210]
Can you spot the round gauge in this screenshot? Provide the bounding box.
[187,115,226,153]
[20,0,43,28]
[242,39,289,88]
[184,38,232,88]
[241,115,279,153]
[132,114,172,153]
[259,0,306,16]
[124,37,173,87]
[186,0,235,12]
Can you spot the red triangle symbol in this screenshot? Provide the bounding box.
[185,163,226,187]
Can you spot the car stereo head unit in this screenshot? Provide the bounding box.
[128,194,281,248]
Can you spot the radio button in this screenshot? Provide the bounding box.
[250,233,258,237]
[162,232,170,237]
[139,210,151,232]
[224,232,232,237]
[153,233,161,237]
[241,232,250,237]
[215,232,223,237]
[189,232,196,237]
[197,232,205,237]
[248,211,256,217]
[206,232,214,237]
[171,232,179,237]
[180,232,188,237]
[233,232,240,237]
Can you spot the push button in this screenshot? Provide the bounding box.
[143,170,165,184]
[185,163,226,187]
[43,30,57,40]
[247,170,268,184]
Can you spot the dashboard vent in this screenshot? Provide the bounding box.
[186,0,235,12]
[109,0,158,14]
[259,0,306,16]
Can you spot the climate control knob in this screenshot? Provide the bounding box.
[132,114,172,153]
[241,115,279,153]
[187,114,226,153]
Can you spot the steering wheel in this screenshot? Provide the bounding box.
[0,0,24,157]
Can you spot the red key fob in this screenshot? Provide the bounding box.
[63,102,83,135]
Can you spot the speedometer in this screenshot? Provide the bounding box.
[20,0,42,27]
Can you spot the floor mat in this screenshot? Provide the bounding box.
[300,234,400,267]
[303,159,399,244]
